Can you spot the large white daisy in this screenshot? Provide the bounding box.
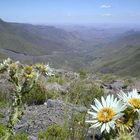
[118,89,140,113]
[86,95,125,133]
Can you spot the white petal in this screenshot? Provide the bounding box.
[90,122,102,128]
[118,91,127,101]
[101,123,106,133]
[133,89,138,96]
[113,98,117,107]
[109,121,115,129]
[112,95,114,102]
[85,120,98,123]
[115,100,123,111]
[87,111,97,117]
[115,101,124,111]
[101,96,106,107]
[106,95,111,107]
[106,123,110,133]
[91,105,99,112]
[110,95,114,106]
[113,113,123,120]
[137,109,140,115]
[120,104,127,111]
[94,99,103,109]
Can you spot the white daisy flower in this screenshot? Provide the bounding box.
[45,64,54,76]
[86,95,125,133]
[0,58,12,72]
[118,89,140,113]
[3,58,12,66]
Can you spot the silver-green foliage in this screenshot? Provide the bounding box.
[0,58,53,139]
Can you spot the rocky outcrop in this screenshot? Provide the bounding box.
[102,80,132,95]
[0,99,87,139]
[133,80,140,92]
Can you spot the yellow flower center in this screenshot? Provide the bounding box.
[97,107,115,122]
[24,66,33,74]
[128,98,140,109]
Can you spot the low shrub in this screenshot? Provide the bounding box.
[38,124,67,140]
[0,90,11,107]
[0,124,8,138]
[68,81,104,106]
[45,90,60,100]
[89,83,104,99]
[78,69,87,78]
[0,100,8,108]
[68,112,87,140]
[0,113,4,119]
[10,132,28,140]
[23,82,46,105]
[101,73,117,82]
[48,74,66,85]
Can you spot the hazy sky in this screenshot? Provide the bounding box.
[0,0,140,24]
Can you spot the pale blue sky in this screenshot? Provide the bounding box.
[0,0,140,24]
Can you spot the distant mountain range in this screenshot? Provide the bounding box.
[0,18,81,56]
[0,18,140,77]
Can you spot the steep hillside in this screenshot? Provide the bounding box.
[91,31,140,77]
[0,18,140,77]
[0,19,80,58]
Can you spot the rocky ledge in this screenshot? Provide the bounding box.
[0,99,87,140]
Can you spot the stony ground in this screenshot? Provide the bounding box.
[0,70,140,140]
[0,99,87,140]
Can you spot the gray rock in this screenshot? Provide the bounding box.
[111,80,124,89]
[28,135,37,140]
[133,80,140,92]
[0,99,86,139]
[44,99,87,112]
[103,80,124,90]
[45,99,64,108]
[102,79,133,95]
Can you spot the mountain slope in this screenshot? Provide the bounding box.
[0,19,80,58]
[0,18,140,77]
[91,31,140,77]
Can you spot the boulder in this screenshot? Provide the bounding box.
[133,80,140,93]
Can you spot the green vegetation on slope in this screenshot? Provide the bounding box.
[90,32,140,77]
[0,18,140,77]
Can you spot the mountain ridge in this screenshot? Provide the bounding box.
[0,18,140,77]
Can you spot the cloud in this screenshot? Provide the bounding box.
[101,13,112,17]
[101,5,112,9]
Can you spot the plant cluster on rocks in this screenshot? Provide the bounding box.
[0,58,139,140]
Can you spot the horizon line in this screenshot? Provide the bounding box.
[1,18,140,27]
